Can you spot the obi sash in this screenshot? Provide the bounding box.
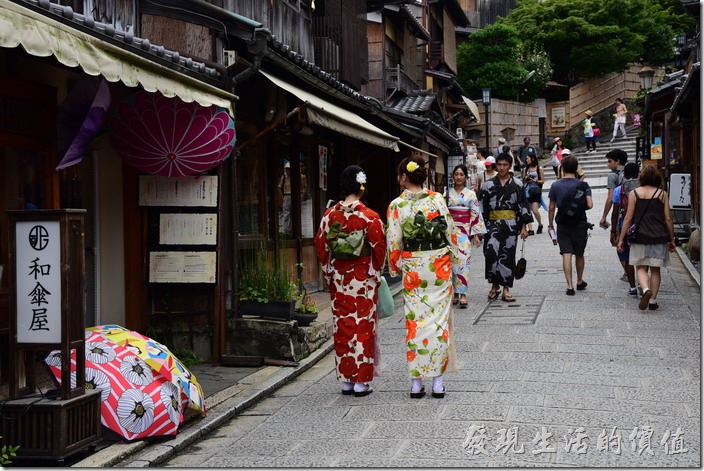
[448,206,471,224]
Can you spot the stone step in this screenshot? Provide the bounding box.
[542,133,639,182]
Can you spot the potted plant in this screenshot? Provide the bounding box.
[238,250,301,321]
[294,291,319,326]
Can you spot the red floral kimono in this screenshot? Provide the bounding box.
[315,200,387,383]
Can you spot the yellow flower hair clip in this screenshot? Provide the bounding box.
[406,161,419,173]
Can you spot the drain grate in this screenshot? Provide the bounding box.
[473,295,545,325]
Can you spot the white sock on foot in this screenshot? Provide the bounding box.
[353,382,370,393]
[411,378,423,393]
[342,381,354,391]
[432,376,444,391]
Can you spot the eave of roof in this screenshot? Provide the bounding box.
[263,40,420,139]
[399,5,430,41]
[11,0,238,87]
[671,62,700,113]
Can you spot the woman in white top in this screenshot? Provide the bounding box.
[611,98,628,141]
[476,156,497,195]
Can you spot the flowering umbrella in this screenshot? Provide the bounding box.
[87,325,206,414]
[44,330,189,441]
[107,91,236,176]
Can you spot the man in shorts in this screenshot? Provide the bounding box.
[548,155,594,296]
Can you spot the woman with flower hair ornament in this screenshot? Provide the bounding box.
[386,155,461,399]
[315,165,387,397]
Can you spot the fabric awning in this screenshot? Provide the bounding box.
[461,96,481,123]
[0,0,236,114]
[261,70,400,151]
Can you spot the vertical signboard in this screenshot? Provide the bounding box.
[15,220,61,343]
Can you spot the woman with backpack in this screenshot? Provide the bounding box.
[610,163,640,296]
[617,165,677,311]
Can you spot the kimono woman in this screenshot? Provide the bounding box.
[447,164,486,309]
[481,152,533,303]
[315,165,387,397]
[386,156,460,400]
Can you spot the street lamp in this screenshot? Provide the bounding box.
[482,88,491,153]
[638,65,655,90]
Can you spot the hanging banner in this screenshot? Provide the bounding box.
[318,145,328,190]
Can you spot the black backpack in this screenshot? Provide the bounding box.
[556,181,589,225]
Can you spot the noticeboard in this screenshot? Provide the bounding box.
[669,173,691,209]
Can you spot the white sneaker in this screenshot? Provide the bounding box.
[609,138,615,143]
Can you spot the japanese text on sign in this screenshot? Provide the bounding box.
[15,221,61,343]
[462,424,688,458]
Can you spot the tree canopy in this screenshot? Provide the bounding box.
[457,23,552,102]
[500,0,693,83]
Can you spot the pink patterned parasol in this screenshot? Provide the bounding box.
[108,91,235,177]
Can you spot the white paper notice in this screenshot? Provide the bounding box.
[149,251,216,283]
[139,176,218,207]
[159,214,217,245]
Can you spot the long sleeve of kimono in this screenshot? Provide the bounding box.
[468,191,487,236]
[514,177,534,225]
[367,214,387,273]
[386,201,404,277]
[314,208,333,282]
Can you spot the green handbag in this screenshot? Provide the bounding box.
[377,277,395,318]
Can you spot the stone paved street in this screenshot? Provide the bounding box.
[130,188,701,468]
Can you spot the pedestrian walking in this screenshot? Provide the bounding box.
[493,137,507,158]
[610,98,628,142]
[550,137,565,177]
[610,162,641,296]
[481,152,533,303]
[548,155,594,295]
[516,137,537,172]
[386,156,460,399]
[314,165,387,397]
[617,165,677,310]
[599,149,627,231]
[447,164,486,309]
[476,156,497,196]
[583,110,598,153]
[556,149,586,180]
[522,152,546,235]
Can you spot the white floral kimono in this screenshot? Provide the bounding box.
[386,189,461,378]
[447,187,486,295]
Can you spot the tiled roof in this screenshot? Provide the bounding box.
[392,93,437,114]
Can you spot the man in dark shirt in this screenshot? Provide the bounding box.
[548,155,594,296]
[516,137,537,172]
